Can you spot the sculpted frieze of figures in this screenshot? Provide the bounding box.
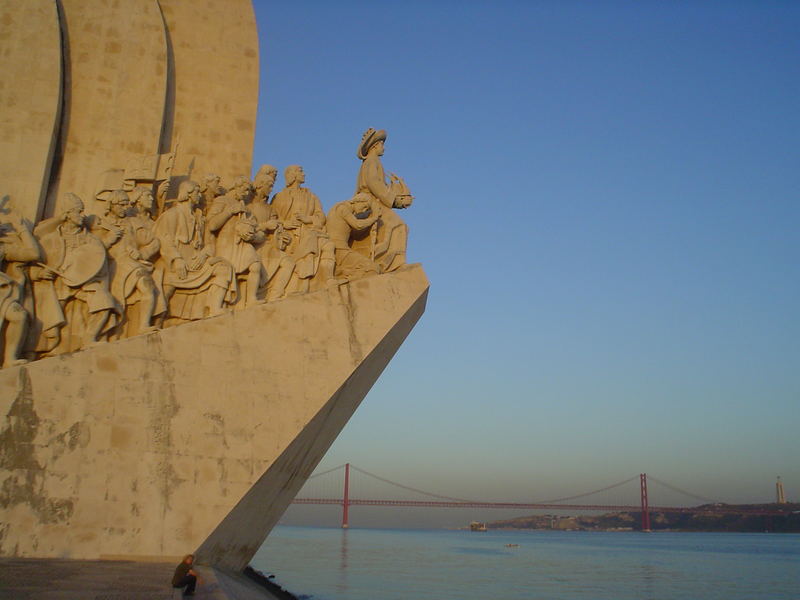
[0,128,414,367]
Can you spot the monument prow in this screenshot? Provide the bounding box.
[0,2,427,580]
[0,265,428,566]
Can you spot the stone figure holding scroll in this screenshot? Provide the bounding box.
[207,176,267,307]
[326,193,381,281]
[154,180,235,320]
[32,194,121,352]
[354,128,413,272]
[270,165,334,293]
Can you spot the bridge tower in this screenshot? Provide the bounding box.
[640,473,651,532]
[342,463,351,529]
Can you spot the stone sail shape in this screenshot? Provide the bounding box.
[196,271,428,571]
[43,0,168,218]
[5,0,260,222]
[157,0,259,184]
[0,1,62,223]
[0,266,428,561]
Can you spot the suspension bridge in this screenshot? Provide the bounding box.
[292,463,793,530]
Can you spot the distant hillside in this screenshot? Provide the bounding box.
[489,503,800,533]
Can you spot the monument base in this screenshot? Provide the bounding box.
[0,557,293,600]
[0,265,428,572]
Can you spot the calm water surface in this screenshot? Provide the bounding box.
[253,526,799,600]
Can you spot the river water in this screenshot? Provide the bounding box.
[252,526,799,600]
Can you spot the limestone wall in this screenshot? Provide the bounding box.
[158,0,260,186]
[0,0,62,223]
[45,0,169,218]
[0,266,428,567]
[2,0,260,220]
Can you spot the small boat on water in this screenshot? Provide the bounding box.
[469,521,487,532]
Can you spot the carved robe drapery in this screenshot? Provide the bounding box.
[101,215,158,308]
[208,195,263,275]
[154,202,236,319]
[249,201,282,278]
[33,221,119,352]
[270,187,330,280]
[327,201,380,281]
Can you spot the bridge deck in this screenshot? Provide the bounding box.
[293,498,790,516]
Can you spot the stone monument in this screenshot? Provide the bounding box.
[0,0,427,582]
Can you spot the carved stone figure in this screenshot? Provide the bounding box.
[0,125,418,362]
[32,193,121,352]
[199,173,224,216]
[354,128,413,272]
[100,190,164,334]
[326,193,382,281]
[154,180,235,320]
[270,165,334,293]
[0,201,40,366]
[129,186,157,222]
[250,165,295,301]
[207,176,266,307]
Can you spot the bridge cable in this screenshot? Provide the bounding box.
[534,475,640,504]
[352,465,641,506]
[306,464,346,480]
[349,465,477,503]
[646,475,720,504]
[304,467,720,509]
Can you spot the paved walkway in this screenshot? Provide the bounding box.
[0,558,286,600]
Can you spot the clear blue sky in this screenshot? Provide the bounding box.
[252,0,799,527]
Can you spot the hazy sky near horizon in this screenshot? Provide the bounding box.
[251,0,799,528]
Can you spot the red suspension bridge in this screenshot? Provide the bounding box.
[293,463,792,530]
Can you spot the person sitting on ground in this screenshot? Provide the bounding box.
[172,554,199,596]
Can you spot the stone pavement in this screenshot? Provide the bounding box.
[0,559,288,600]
